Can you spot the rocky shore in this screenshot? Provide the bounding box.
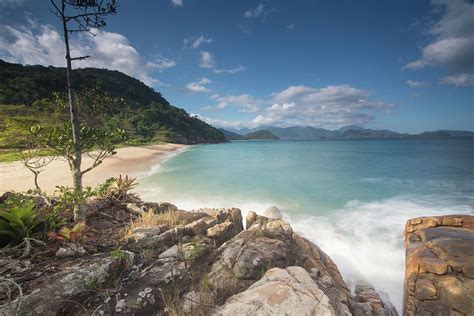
[1,193,472,315]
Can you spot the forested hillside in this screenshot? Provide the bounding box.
[0,60,226,149]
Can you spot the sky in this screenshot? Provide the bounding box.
[0,0,473,133]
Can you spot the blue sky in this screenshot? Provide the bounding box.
[0,0,473,133]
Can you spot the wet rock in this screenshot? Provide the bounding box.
[212,266,335,315]
[404,215,474,316]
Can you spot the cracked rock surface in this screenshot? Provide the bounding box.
[403,215,474,316]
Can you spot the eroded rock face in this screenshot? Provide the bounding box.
[403,215,474,316]
[212,266,335,316]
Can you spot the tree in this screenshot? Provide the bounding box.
[49,0,117,223]
[29,90,127,223]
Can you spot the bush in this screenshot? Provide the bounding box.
[0,196,44,247]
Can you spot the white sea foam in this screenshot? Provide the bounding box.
[145,146,191,176]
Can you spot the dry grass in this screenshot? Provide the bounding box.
[155,210,183,227]
[125,210,185,238]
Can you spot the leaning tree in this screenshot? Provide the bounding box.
[46,0,119,223]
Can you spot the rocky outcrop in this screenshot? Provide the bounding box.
[212,266,335,315]
[1,202,398,316]
[403,215,474,316]
[204,215,396,315]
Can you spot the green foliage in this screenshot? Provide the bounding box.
[95,175,139,203]
[0,59,226,153]
[184,240,206,263]
[46,222,85,243]
[110,248,126,259]
[30,122,127,161]
[0,197,44,247]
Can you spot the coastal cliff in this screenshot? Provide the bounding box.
[0,194,397,315]
[403,215,474,315]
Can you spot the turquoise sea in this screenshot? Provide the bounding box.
[136,138,474,310]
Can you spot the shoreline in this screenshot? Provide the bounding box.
[0,143,189,194]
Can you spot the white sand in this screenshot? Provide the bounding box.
[0,143,188,194]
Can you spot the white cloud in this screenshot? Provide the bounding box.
[404,0,474,85]
[204,94,261,113]
[406,80,431,88]
[199,50,245,74]
[440,73,474,86]
[201,84,394,129]
[171,0,183,8]
[185,77,212,93]
[0,20,161,86]
[213,66,246,74]
[285,24,295,31]
[243,3,276,22]
[153,54,176,69]
[184,35,212,49]
[200,51,215,69]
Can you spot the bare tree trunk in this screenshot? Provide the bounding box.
[60,0,85,223]
[33,171,40,191]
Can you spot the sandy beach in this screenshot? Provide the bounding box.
[0,143,188,194]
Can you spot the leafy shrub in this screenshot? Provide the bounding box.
[0,197,44,247]
[46,223,85,243]
[96,175,140,203]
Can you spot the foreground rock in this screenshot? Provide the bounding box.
[1,200,398,315]
[1,252,135,315]
[200,211,396,315]
[403,215,474,315]
[212,266,335,315]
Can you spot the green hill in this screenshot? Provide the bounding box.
[219,128,243,140]
[0,60,226,149]
[242,130,280,140]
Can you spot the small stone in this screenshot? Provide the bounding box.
[144,287,153,293]
[115,299,126,311]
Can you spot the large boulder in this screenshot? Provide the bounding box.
[403,215,474,316]
[263,206,282,219]
[206,218,350,314]
[212,266,335,315]
[206,217,397,315]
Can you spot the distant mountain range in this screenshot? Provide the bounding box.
[221,126,474,141]
[219,129,279,140]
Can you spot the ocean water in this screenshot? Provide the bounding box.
[136,138,474,310]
